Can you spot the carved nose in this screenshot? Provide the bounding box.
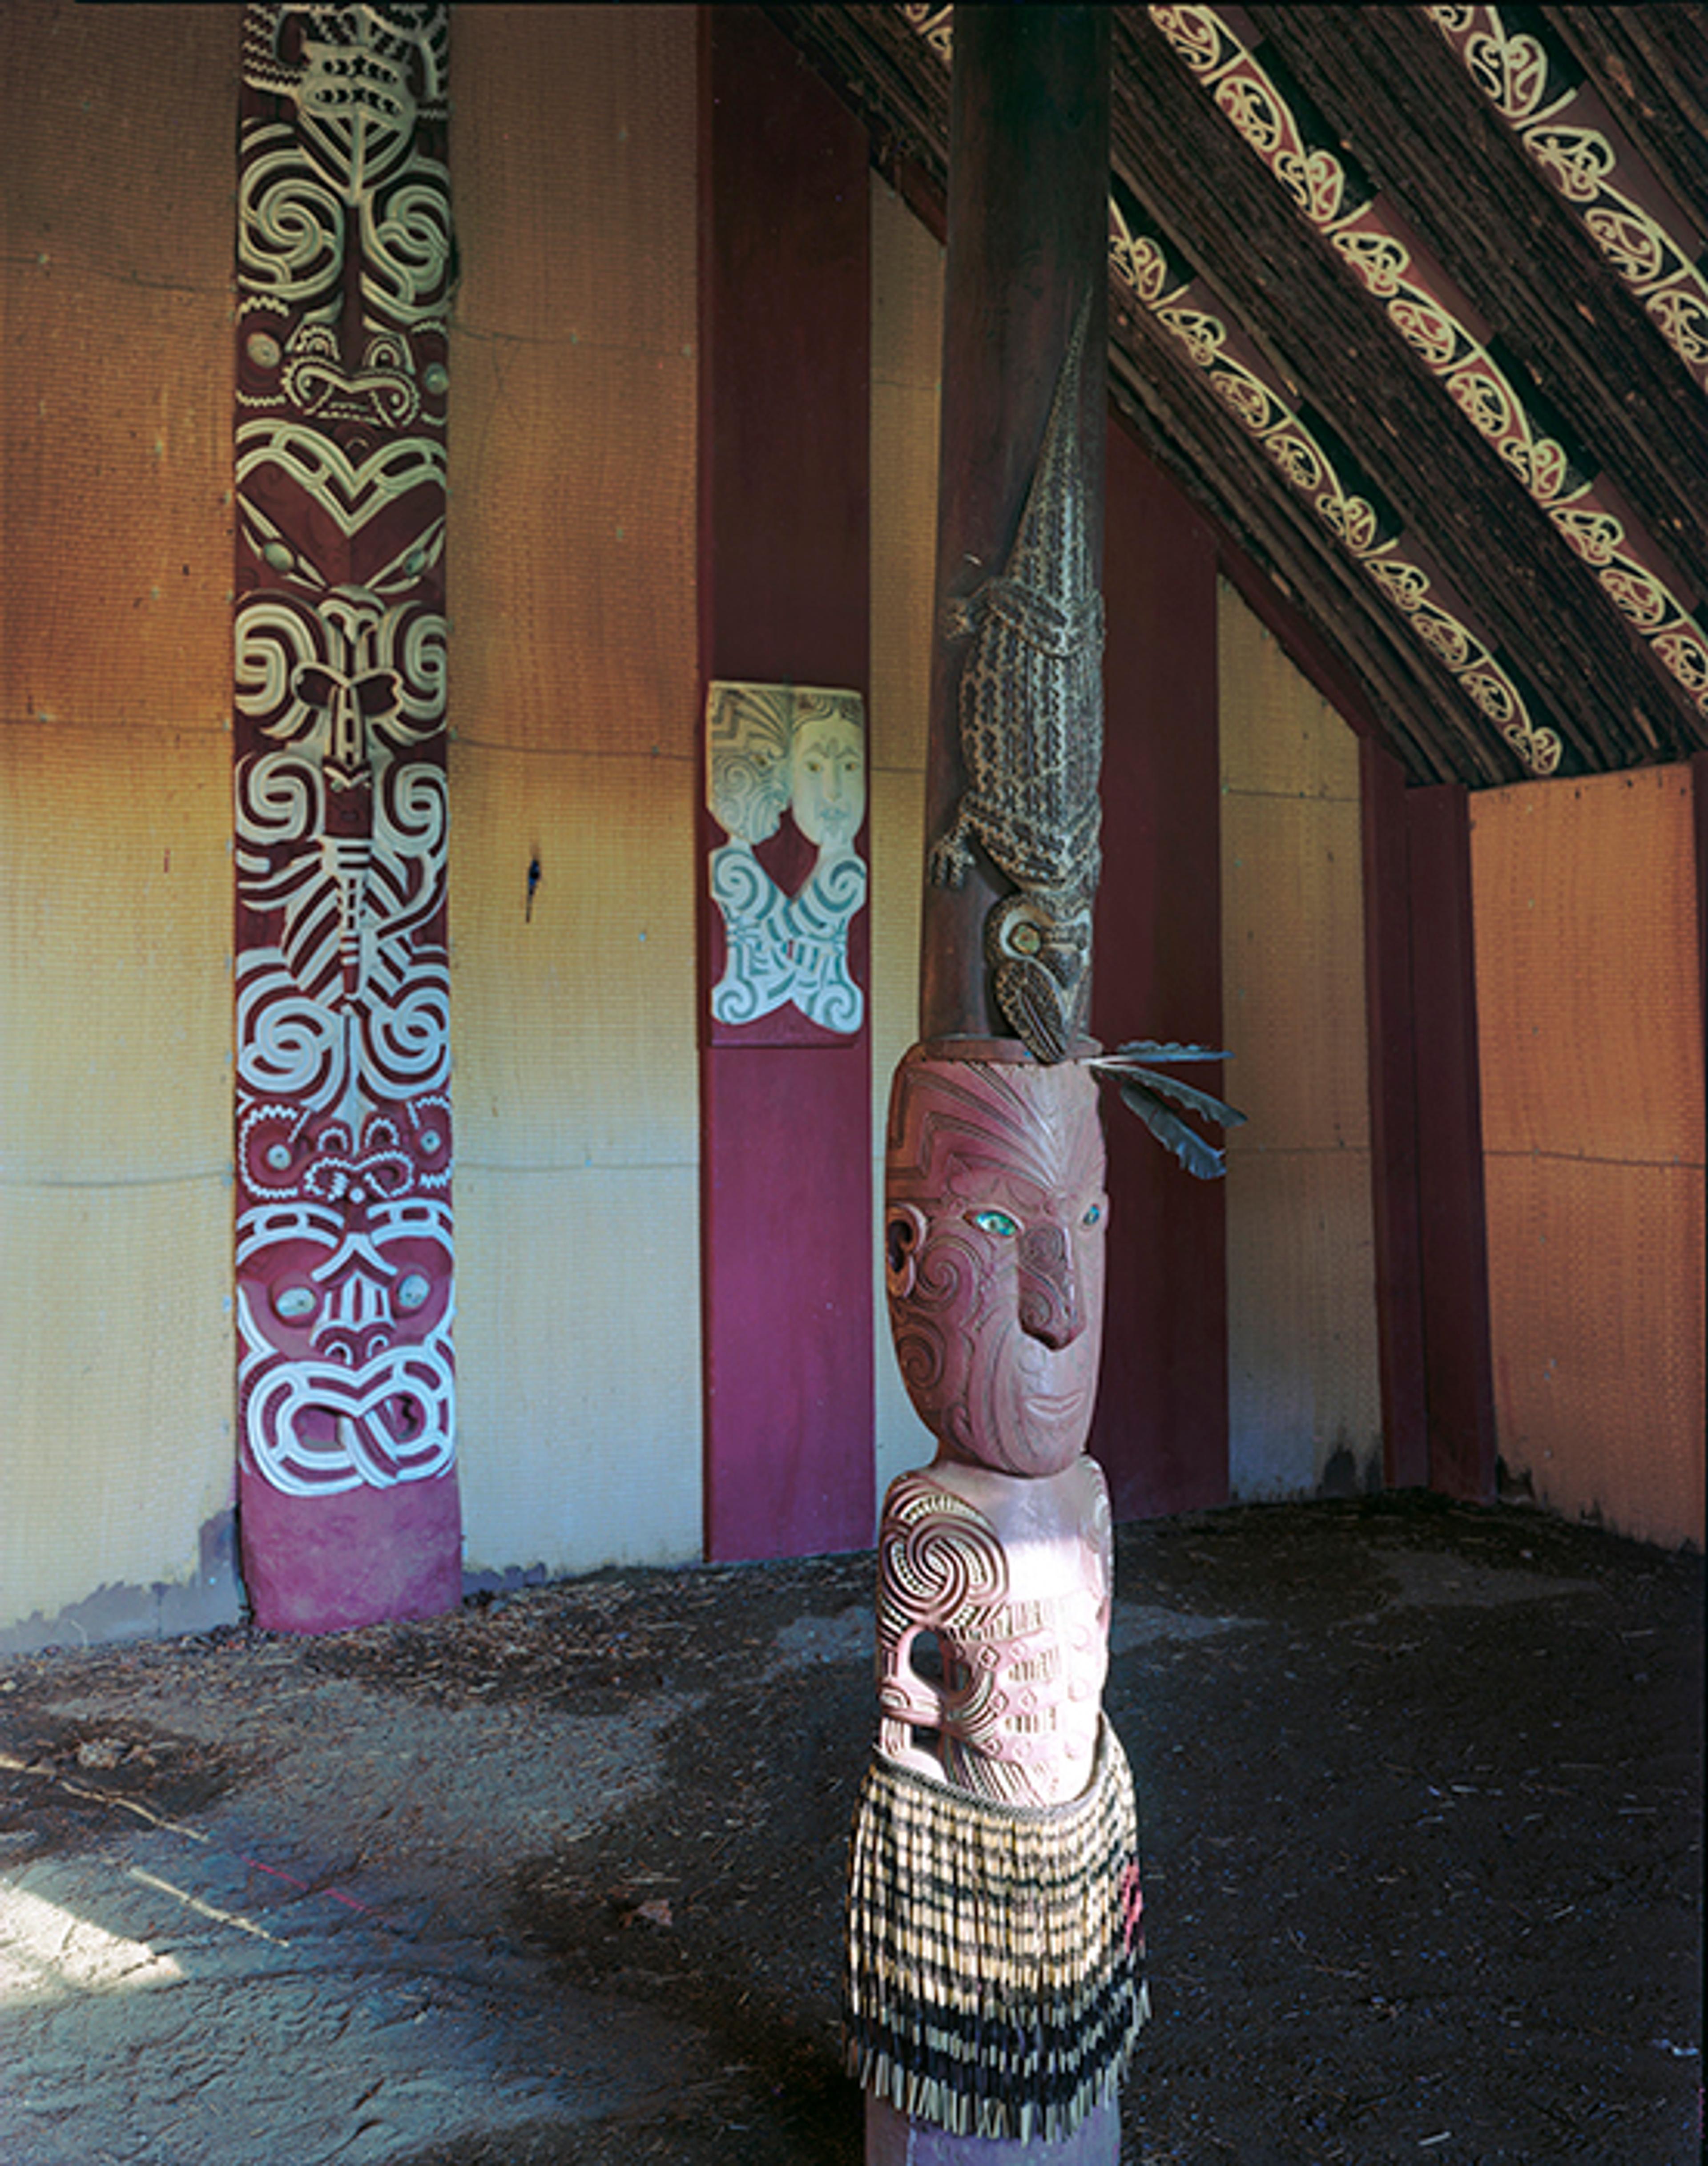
[1017,1223,1082,1349]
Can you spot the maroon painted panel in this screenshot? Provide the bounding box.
[699,8,873,1560]
[1406,784,1498,1502]
[1360,740,1430,1490]
[1089,420,1228,1521]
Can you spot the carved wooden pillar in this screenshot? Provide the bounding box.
[230,5,461,1632]
[845,16,1142,2163]
[921,4,1111,1051]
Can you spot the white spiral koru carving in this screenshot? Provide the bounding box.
[239,126,346,312]
[708,845,866,1032]
[236,1186,455,1495]
[238,1287,456,1495]
[235,588,447,1084]
[241,8,451,327]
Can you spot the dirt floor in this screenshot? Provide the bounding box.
[0,1492,1699,2166]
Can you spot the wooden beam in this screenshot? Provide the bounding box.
[1113,8,1696,774]
[1253,4,1708,605]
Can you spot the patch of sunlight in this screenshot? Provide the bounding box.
[0,1876,183,2003]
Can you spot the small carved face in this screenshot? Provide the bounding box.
[790,707,865,850]
[884,1051,1108,1477]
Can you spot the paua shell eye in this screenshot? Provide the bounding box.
[275,1285,316,1320]
[1082,1202,1103,1228]
[969,1208,1019,1237]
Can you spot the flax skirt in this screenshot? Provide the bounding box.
[842,1718,1148,2142]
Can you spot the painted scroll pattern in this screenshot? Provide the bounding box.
[1149,4,1708,745]
[234,4,455,1498]
[1426,6,1708,396]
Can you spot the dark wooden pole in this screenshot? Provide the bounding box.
[920,6,1112,1044]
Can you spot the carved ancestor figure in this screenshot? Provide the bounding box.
[843,1047,1147,2147]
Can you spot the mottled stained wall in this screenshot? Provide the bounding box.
[868,178,939,1511]
[1473,767,1704,1549]
[0,3,241,1639]
[446,6,702,1577]
[1218,583,1383,1499]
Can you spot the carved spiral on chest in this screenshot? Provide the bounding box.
[880,1476,1009,1631]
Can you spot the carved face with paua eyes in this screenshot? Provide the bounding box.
[883,1046,1108,1478]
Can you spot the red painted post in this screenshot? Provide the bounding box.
[231,6,461,1631]
[1090,424,1228,1519]
[697,8,874,1561]
[1406,783,1498,1501]
[1361,739,1430,1490]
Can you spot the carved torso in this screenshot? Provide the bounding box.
[875,1455,1112,1807]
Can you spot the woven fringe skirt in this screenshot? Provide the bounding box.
[842,1717,1148,2142]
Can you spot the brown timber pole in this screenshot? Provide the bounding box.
[921,4,1112,1049]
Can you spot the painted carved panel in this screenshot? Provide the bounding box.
[705,681,868,1043]
[233,4,460,1629]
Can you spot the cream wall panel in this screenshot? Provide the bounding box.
[868,764,926,1159]
[0,727,230,1184]
[870,378,941,781]
[1471,768,1701,1164]
[1218,581,1380,1499]
[1222,791,1370,1151]
[870,769,933,1511]
[449,743,697,1171]
[446,339,697,760]
[872,181,944,391]
[1218,582,1363,802]
[1,4,238,1638]
[868,179,942,1521]
[445,7,702,1575]
[1225,1151,1383,1498]
[870,179,943,786]
[1485,1155,1704,1549]
[0,1177,232,1630]
[455,1164,701,1575]
[451,6,696,353]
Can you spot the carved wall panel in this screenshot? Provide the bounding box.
[233,3,460,1631]
[705,680,868,1043]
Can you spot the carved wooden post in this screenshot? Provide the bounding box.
[843,14,1145,2163]
[921,4,1111,1054]
[230,5,462,1632]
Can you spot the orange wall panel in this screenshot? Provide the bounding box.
[1473,766,1704,1547]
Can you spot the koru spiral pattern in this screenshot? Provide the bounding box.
[233,4,455,1498]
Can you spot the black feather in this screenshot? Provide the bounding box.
[1108,1063,1245,1130]
[1117,1079,1228,1180]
